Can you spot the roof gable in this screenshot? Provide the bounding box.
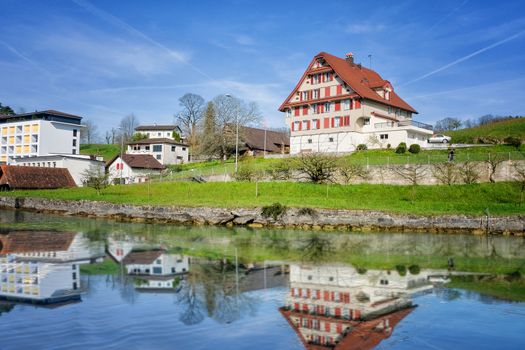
[279,52,417,114]
[107,154,165,170]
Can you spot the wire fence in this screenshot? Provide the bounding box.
[149,151,525,183]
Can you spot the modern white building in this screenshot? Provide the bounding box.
[127,138,189,165]
[0,110,82,164]
[12,154,105,186]
[106,154,165,184]
[279,52,433,154]
[134,124,184,141]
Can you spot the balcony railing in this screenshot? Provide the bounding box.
[398,120,433,130]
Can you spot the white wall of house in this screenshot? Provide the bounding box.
[107,156,162,184]
[13,155,104,186]
[125,254,189,275]
[127,143,188,165]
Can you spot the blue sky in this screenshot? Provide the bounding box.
[1,0,525,132]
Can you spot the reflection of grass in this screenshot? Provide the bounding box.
[447,275,525,302]
[80,259,119,275]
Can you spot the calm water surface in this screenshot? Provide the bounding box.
[0,210,524,350]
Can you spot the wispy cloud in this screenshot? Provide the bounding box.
[345,23,386,34]
[0,40,52,76]
[400,28,525,87]
[234,34,256,46]
[424,0,469,34]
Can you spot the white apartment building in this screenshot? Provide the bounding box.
[0,110,82,164]
[134,124,183,140]
[12,154,105,186]
[279,52,433,154]
[127,138,189,165]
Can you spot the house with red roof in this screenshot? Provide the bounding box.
[279,52,433,154]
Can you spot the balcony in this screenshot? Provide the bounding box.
[373,120,433,131]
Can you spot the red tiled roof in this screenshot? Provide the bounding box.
[107,154,165,170]
[0,165,76,189]
[279,52,417,114]
[0,231,76,254]
[122,250,164,265]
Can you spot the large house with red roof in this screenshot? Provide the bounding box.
[279,52,433,154]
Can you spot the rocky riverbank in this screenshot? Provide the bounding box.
[0,196,523,235]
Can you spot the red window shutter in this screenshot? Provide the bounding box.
[325,86,330,97]
[307,289,311,298]
[310,76,313,84]
[336,85,342,95]
[331,118,334,128]
[303,106,308,115]
[354,309,361,319]
[336,323,343,333]
[317,120,321,129]
[307,120,311,130]
[355,99,361,108]
[317,89,321,99]
[298,122,302,131]
[350,99,354,110]
[335,101,341,111]
[291,122,295,132]
[299,92,302,101]
[322,73,325,82]
[323,290,330,301]
[330,72,334,81]
[294,303,299,310]
[335,307,341,317]
[325,323,331,332]
[320,104,324,114]
[294,107,300,117]
[316,290,321,299]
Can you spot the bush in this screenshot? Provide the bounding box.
[395,264,407,276]
[261,203,287,221]
[234,167,255,181]
[269,160,292,181]
[408,144,421,154]
[504,136,522,149]
[297,207,318,218]
[408,264,420,275]
[356,144,368,151]
[357,267,367,275]
[296,153,337,184]
[395,142,407,154]
[386,143,391,149]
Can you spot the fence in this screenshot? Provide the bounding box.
[149,151,525,183]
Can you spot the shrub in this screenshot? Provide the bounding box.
[234,167,255,182]
[357,267,367,275]
[338,164,370,184]
[459,161,480,184]
[386,143,391,149]
[395,265,407,276]
[356,144,368,151]
[408,264,420,275]
[432,162,459,185]
[504,136,522,149]
[408,144,421,154]
[297,207,318,218]
[261,203,287,221]
[296,153,337,184]
[395,142,407,154]
[269,160,292,181]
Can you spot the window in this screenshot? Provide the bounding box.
[307,139,312,144]
[343,99,350,110]
[156,155,161,160]
[311,104,317,115]
[324,102,331,112]
[302,91,308,100]
[329,137,334,143]
[153,145,162,152]
[73,130,77,137]
[313,89,319,99]
[72,272,77,279]
[312,119,318,130]
[171,146,176,152]
[53,162,56,167]
[72,139,76,146]
[380,134,388,140]
[72,149,76,154]
[157,132,161,136]
[313,74,319,84]
[182,147,186,151]
[334,117,341,127]
[73,282,78,290]
[156,259,162,264]
[302,121,308,130]
[153,267,162,274]
[363,118,370,125]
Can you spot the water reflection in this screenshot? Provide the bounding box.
[0,231,104,306]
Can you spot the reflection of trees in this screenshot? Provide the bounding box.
[178,280,205,325]
[301,235,333,262]
[0,303,14,316]
[435,287,461,301]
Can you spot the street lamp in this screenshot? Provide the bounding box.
[225,94,239,173]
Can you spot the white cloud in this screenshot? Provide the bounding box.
[345,23,386,34]
[234,34,256,46]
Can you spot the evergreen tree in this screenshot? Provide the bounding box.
[200,101,219,157]
[0,103,15,116]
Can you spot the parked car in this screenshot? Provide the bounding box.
[428,134,452,143]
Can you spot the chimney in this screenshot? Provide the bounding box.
[345,52,354,65]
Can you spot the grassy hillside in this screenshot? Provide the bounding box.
[448,117,525,144]
[80,144,121,161]
[3,181,523,216]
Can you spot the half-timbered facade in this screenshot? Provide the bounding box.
[279,52,433,154]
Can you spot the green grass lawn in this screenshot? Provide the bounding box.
[79,259,119,275]
[448,117,525,144]
[80,144,121,161]
[4,181,524,216]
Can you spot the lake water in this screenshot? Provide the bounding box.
[0,210,524,350]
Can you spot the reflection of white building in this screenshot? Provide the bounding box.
[123,250,188,275]
[0,231,103,304]
[281,263,432,349]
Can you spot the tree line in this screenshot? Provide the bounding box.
[434,114,523,132]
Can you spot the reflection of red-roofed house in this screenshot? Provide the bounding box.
[279,263,425,348]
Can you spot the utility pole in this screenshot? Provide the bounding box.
[368,54,372,69]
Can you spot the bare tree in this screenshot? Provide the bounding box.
[296,153,337,183]
[458,161,480,184]
[485,154,507,183]
[338,163,370,184]
[435,117,462,131]
[391,164,427,185]
[119,114,139,141]
[212,95,261,160]
[176,93,205,149]
[432,162,459,185]
[81,119,98,144]
[81,166,110,195]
